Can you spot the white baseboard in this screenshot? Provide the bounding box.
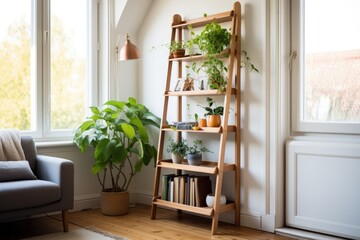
[72,193,101,212]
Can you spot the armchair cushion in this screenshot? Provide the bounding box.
[0,180,61,212]
[0,161,37,182]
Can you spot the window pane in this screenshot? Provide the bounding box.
[304,0,360,122]
[50,0,88,130]
[0,1,33,130]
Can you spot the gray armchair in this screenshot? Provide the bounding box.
[0,136,74,232]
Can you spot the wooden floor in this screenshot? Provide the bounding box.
[61,204,293,239]
[1,204,293,240]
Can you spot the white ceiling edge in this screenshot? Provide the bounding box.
[114,0,127,24]
[115,0,154,39]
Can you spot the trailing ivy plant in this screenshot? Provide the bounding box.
[189,22,259,92]
[193,22,231,55]
[73,97,161,192]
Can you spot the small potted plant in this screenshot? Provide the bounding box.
[170,41,186,58]
[199,97,224,127]
[186,139,212,166]
[166,137,188,164]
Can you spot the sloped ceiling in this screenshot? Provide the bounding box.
[115,0,154,37]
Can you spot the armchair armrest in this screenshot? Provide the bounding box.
[36,155,74,209]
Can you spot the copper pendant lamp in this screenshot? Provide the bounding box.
[118,33,141,61]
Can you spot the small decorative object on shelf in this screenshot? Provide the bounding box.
[182,77,194,91]
[171,121,197,130]
[198,118,207,127]
[206,194,226,207]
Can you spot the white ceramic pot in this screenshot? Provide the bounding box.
[205,194,226,207]
[171,153,184,164]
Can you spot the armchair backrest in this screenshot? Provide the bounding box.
[21,136,37,172]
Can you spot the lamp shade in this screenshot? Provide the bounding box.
[118,34,141,61]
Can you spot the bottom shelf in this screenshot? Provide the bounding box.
[152,198,236,217]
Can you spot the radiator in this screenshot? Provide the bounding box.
[286,140,360,239]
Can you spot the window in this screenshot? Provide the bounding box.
[0,0,96,140]
[291,0,360,134]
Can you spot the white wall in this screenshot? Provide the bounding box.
[135,0,271,230]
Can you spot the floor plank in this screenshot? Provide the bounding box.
[64,204,293,240]
[0,204,294,239]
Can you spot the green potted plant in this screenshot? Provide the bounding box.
[191,22,231,92]
[169,41,187,58]
[199,97,224,127]
[73,97,160,216]
[166,137,188,164]
[186,139,212,166]
[191,22,259,92]
[193,22,231,55]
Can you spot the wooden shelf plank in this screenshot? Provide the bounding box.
[161,125,236,133]
[164,88,236,96]
[153,198,235,215]
[153,199,214,216]
[172,11,234,29]
[219,202,236,213]
[169,54,204,62]
[168,50,230,62]
[157,160,236,174]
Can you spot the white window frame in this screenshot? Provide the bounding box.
[291,0,360,135]
[20,0,99,141]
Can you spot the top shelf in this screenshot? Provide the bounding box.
[172,10,234,29]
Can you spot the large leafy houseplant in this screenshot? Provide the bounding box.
[74,97,161,193]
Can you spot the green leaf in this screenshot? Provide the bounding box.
[142,112,161,128]
[90,115,102,121]
[92,161,108,174]
[90,106,100,114]
[135,160,143,172]
[130,117,149,143]
[112,145,128,163]
[94,138,109,162]
[101,107,115,114]
[104,139,116,162]
[121,123,136,139]
[142,144,156,166]
[104,100,126,109]
[129,147,140,156]
[79,120,94,131]
[128,97,137,106]
[137,138,145,158]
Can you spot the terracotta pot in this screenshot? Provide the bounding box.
[198,118,207,128]
[172,49,185,58]
[171,153,184,164]
[101,190,129,216]
[207,115,221,127]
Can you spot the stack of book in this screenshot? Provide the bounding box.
[161,174,212,207]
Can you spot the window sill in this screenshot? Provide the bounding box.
[35,140,75,148]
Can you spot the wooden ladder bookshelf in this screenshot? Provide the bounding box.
[151,2,241,235]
